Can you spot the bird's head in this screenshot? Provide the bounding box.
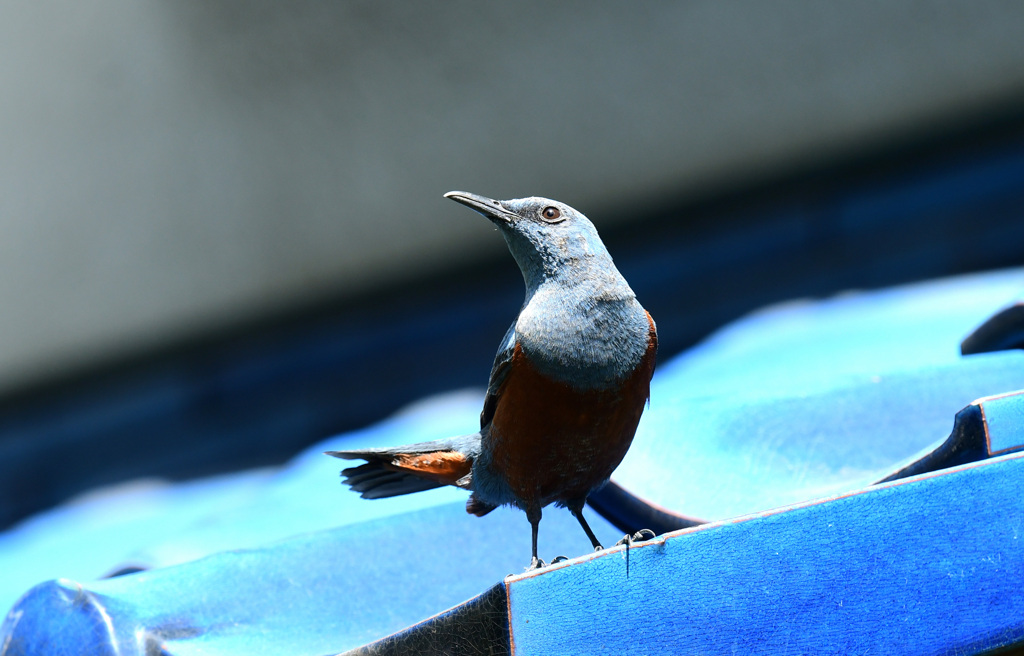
[444,191,613,292]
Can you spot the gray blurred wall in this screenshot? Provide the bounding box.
[1,1,1023,392]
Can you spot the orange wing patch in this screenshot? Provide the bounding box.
[389,451,472,487]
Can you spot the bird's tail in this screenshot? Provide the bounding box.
[326,434,481,500]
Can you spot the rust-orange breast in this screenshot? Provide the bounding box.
[486,312,657,507]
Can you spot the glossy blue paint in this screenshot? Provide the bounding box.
[614,268,1024,521]
[508,452,1024,655]
[0,390,483,615]
[872,388,1024,486]
[2,501,617,655]
[982,390,1024,455]
[3,268,1024,654]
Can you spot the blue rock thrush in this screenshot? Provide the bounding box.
[327,191,657,569]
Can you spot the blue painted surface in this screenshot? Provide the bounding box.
[0,388,626,612]
[982,390,1024,455]
[0,392,473,614]
[508,451,1024,655]
[616,268,1024,520]
[2,268,1024,653]
[2,502,618,656]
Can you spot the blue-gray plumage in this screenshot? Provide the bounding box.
[328,192,657,569]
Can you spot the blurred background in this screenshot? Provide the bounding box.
[2,1,1024,528]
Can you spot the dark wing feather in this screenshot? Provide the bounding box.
[338,462,445,499]
[480,322,517,431]
[326,434,481,500]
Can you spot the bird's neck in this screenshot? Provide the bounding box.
[516,274,649,390]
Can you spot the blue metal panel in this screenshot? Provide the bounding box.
[4,268,1024,654]
[982,390,1024,455]
[610,269,1024,522]
[0,391,484,615]
[508,452,1024,655]
[1,501,618,655]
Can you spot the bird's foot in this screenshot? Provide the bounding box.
[526,556,547,571]
[616,529,656,578]
[550,555,569,564]
[615,529,657,547]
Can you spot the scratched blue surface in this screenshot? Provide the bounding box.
[2,267,1024,653]
[508,451,1024,655]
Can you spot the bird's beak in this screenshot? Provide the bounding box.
[444,191,516,224]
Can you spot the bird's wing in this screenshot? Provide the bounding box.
[326,434,481,498]
[480,322,517,431]
[333,461,448,498]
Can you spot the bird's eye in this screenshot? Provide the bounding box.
[541,206,562,222]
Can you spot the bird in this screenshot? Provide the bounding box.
[327,191,657,569]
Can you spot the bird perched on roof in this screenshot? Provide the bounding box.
[327,191,657,569]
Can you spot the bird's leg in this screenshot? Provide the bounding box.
[570,502,603,551]
[526,505,545,570]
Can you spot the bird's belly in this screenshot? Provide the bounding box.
[484,346,654,508]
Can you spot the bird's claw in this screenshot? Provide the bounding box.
[615,529,657,546]
[526,554,571,570]
[615,529,656,578]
